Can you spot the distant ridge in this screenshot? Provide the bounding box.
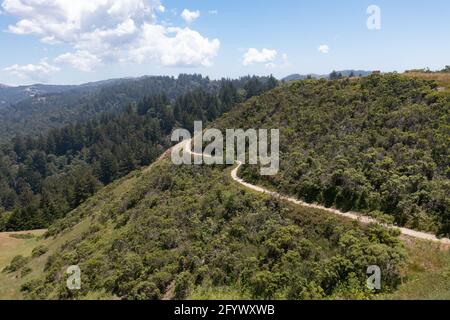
[282,70,373,81]
[0,78,137,106]
[282,74,325,81]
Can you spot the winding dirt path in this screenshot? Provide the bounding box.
[172,138,450,245]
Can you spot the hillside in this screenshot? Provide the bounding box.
[216,73,450,237]
[0,75,277,232]
[0,75,210,143]
[0,157,406,300]
[0,75,277,143]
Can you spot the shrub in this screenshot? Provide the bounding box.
[3,255,30,273]
[32,245,48,258]
[174,272,193,299]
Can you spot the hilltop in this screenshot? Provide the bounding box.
[282,70,373,81]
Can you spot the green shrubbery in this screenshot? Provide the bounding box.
[32,245,48,258]
[3,255,30,273]
[20,161,406,300]
[217,74,449,236]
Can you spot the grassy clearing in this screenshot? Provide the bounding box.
[0,229,46,299]
[0,220,92,299]
[404,72,450,91]
[0,230,46,271]
[383,238,450,300]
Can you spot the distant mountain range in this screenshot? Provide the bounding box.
[1,71,375,107]
[282,70,373,81]
[0,78,133,107]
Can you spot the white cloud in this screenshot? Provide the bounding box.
[127,25,220,67]
[181,9,200,23]
[55,51,102,72]
[243,48,277,66]
[4,59,60,82]
[2,0,219,70]
[264,53,290,69]
[208,10,218,15]
[2,0,159,40]
[318,44,330,54]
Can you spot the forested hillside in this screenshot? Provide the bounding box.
[0,75,277,143]
[0,76,277,231]
[215,73,450,236]
[2,159,406,300]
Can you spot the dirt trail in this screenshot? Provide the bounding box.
[170,138,450,245]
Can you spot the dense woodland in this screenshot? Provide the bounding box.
[0,74,277,143]
[0,75,278,231]
[215,74,450,236]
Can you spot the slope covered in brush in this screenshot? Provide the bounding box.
[1,159,405,300]
[215,74,450,236]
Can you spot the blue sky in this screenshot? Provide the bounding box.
[0,0,449,85]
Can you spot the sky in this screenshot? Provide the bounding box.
[0,0,449,85]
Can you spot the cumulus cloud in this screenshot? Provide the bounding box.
[127,25,220,67]
[55,51,102,72]
[3,59,60,82]
[2,0,219,70]
[181,9,200,23]
[243,48,278,66]
[318,44,330,54]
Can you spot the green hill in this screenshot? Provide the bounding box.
[216,73,450,237]
[0,158,406,300]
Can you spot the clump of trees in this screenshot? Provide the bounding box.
[329,71,343,80]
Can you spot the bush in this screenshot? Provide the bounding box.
[32,245,48,258]
[9,233,34,239]
[130,281,161,300]
[21,266,32,277]
[174,272,193,299]
[248,271,279,300]
[3,255,30,273]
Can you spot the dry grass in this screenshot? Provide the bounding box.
[383,237,450,300]
[0,219,92,300]
[0,229,46,300]
[0,230,46,271]
[403,72,450,91]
